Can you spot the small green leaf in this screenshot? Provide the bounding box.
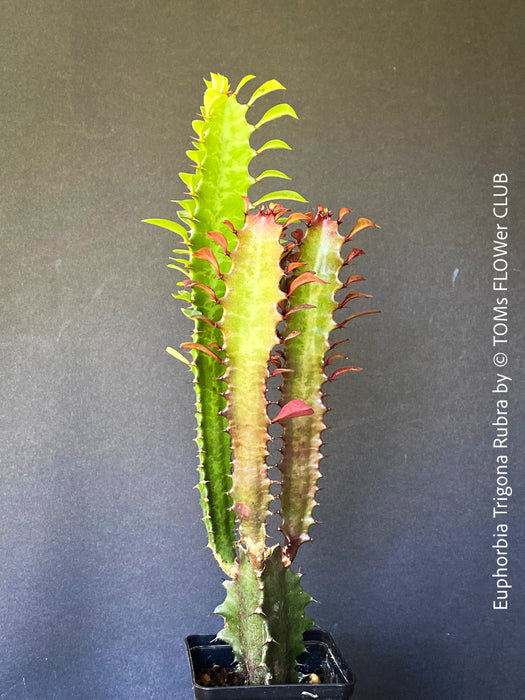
[254,104,298,129]
[247,79,285,107]
[255,169,290,182]
[172,291,191,301]
[142,218,190,243]
[252,190,307,206]
[166,346,191,365]
[179,172,195,189]
[169,257,190,267]
[192,119,207,138]
[176,199,197,216]
[257,138,292,153]
[233,74,256,96]
[167,263,191,277]
[186,149,200,164]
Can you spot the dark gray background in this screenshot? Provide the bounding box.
[1,1,524,698]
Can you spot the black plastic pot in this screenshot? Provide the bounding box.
[186,628,355,699]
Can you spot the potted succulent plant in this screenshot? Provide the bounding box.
[144,73,379,698]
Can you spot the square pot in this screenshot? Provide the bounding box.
[186,628,355,699]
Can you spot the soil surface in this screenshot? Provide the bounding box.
[197,665,325,687]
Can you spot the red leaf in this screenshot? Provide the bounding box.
[284,303,316,319]
[324,353,347,367]
[290,228,305,243]
[270,204,290,219]
[183,279,218,303]
[283,329,302,342]
[345,217,380,241]
[283,212,310,228]
[269,368,294,377]
[329,338,349,351]
[338,291,373,308]
[344,248,366,265]
[271,399,314,422]
[205,231,229,254]
[336,309,381,329]
[180,342,223,362]
[223,220,236,232]
[330,367,362,380]
[343,274,366,288]
[286,261,307,272]
[288,271,326,295]
[192,314,217,328]
[194,247,221,276]
[337,207,352,223]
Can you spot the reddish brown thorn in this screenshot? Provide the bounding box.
[223,220,236,232]
[338,291,373,308]
[183,279,218,303]
[286,261,307,273]
[283,212,310,229]
[345,217,380,241]
[269,355,282,367]
[194,247,221,276]
[271,399,314,422]
[269,368,295,377]
[284,303,316,319]
[344,248,366,265]
[208,343,223,349]
[337,207,352,223]
[343,274,366,288]
[180,342,223,362]
[241,196,250,214]
[283,329,302,342]
[288,271,326,295]
[281,241,297,253]
[329,338,349,351]
[330,367,362,380]
[206,231,229,254]
[324,353,347,367]
[336,309,381,329]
